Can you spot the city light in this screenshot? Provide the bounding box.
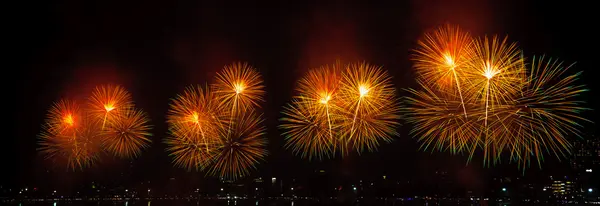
[291,187,294,191]
[221,188,224,192]
[502,188,506,192]
[590,188,594,193]
[586,169,593,173]
[353,187,357,191]
[543,188,547,191]
[125,189,128,192]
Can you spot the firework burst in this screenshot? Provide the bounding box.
[280,63,343,160]
[165,85,223,170]
[44,99,81,135]
[280,97,339,160]
[280,62,401,159]
[164,123,218,171]
[463,35,525,166]
[406,25,590,171]
[412,24,474,117]
[338,62,401,154]
[403,81,480,155]
[103,108,152,159]
[38,104,102,170]
[88,84,133,129]
[492,56,589,169]
[208,111,267,180]
[213,62,265,114]
[39,85,152,170]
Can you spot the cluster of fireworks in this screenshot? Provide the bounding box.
[38,85,152,170]
[404,24,589,170]
[164,62,268,180]
[37,25,590,175]
[280,62,402,160]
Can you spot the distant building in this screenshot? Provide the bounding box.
[550,179,574,196]
[570,135,599,199]
[571,136,600,170]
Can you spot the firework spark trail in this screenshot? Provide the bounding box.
[451,66,468,118]
[324,101,333,143]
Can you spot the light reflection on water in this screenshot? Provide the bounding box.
[6,199,489,206]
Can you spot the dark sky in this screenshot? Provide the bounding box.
[9,1,597,190]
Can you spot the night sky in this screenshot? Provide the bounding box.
[9,1,597,190]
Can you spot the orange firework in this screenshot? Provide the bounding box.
[213,62,265,114]
[38,103,102,170]
[88,84,133,129]
[412,24,474,117]
[44,99,81,135]
[208,111,267,180]
[297,62,343,105]
[103,108,152,159]
[337,62,401,154]
[165,85,224,171]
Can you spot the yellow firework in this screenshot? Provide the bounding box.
[88,84,133,129]
[412,24,474,117]
[464,36,524,123]
[462,35,524,166]
[213,62,265,114]
[491,56,589,170]
[208,111,267,180]
[337,62,401,154]
[164,123,218,171]
[103,109,152,159]
[280,97,339,160]
[279,63,343,160]
[403,81,481,156]
[165,85,223,171]
[406,25,591,172]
